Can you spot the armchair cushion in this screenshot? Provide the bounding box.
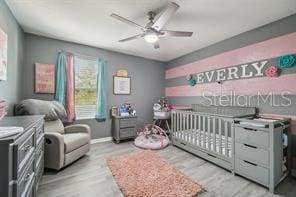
[64,124,91,135]
[44,119,64,134]
[63,133,90,153]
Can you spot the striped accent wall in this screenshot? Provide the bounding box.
[165,33,296,79]
[165,32,296,134]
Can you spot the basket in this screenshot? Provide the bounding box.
[153,110,171,119]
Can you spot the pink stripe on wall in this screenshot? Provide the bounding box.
[165,32,296,79]
[165,74,296,97]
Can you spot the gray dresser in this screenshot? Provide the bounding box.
[112,116,137,143]
[234,118,291,193]
[0,115,45,197]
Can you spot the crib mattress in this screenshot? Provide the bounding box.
[174,130,232,156]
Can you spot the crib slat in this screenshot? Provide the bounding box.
[218,119,222,154]
[186,113,189,131]
[173,112,176,133]
[190,114,193,144]
[208,116,212,151]
[194,114,197,145]
[181,113,184,140]
[198,115,201,146]
[190,114,194,144]
[213,117,216,152]
[203,116,206,148]
[176,112,179,138]
[225,121,229,157]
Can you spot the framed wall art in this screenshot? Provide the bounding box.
[113,76,131,95]
[0,27,8,81]
[35,63,55,94]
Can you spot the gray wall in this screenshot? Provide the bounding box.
[22,34,165,139]
[165,14,296,117]
[0,0,24,115]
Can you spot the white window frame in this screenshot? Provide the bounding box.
[74,56,98,120]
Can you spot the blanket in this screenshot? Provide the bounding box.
[14,99,67,121]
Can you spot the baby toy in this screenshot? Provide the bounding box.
[134,124,169,150]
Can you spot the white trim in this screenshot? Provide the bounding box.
[91,137,112,144]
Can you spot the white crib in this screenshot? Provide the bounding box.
[171,105,256,171]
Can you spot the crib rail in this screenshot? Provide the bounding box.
[171,109,234,159]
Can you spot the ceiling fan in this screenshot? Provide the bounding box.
[111,2,193,49]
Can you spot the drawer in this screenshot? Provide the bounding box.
[14,128,35,179]
[235,142,269,166]
[35,155,44,193]
[35,139,44,168]
[119,118,136,128]
[235,126,269,148]
[14,156,35,197]
[35,121,44,144]
[120,128,136,139]
[235,158,269,186]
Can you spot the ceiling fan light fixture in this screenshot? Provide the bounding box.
[144,32,158,43]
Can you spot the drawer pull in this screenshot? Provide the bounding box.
[207,153,216,158]
[23,173,32,182]
[21,145,32,152]
[244,128,257,131]
[243,160,257,166]
[243,144,257,149]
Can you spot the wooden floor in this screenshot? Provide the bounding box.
[38,141,296,197]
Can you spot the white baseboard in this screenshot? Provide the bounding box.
[91,137,112,144]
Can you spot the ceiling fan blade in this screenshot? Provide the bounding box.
[153,41,160,49]
[111,14,145,30]
[118,34,145,42]
[152,2,180,31]
[160,30,193,37]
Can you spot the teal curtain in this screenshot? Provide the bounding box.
[95,58,108,120]
[55,51,67,106]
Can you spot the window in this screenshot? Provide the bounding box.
[74,56,98,119]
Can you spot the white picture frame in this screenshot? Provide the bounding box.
[113,76,131,95]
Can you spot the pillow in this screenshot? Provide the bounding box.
[14,99,67,121]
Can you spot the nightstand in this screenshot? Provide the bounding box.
[112,116,137,143]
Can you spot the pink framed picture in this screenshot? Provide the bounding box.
[0,27,8,81]
[35,63,55,94]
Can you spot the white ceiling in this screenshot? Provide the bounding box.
[5,0,296,62]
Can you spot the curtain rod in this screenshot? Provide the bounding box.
[58,50,99,61]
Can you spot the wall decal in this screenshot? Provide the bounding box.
[0,27,7,81]
[265,66,280,78]
[278,54,296,68]
[35,63,55,94]
[186,74,196,86]
[190,60,269,84]
[165,73,296,97]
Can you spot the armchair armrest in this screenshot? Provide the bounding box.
[64,124,91,135]
[44,132,64,170]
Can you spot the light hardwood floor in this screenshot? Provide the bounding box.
[38,141,296,197]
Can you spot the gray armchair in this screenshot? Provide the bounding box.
[44,119,91,170]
